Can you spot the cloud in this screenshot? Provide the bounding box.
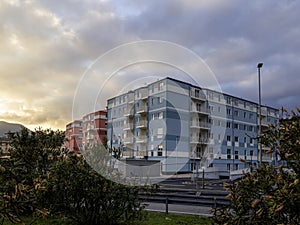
[0,0,299,129]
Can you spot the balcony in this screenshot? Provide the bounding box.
[261,118,269,127]
[124,137,133,144]
[190,138,209,145]
[190,121,210,129]
[127,93,134,103]
[136,120,147,129]
[136,89,148,100]
[123,123,133,130]
[124,109,134,117]
[261,107,267,116]
[191,92,206,102]
[190,152,204,159]
[190,106,210,115]
[136,105,148,114]
[136,135,148,143]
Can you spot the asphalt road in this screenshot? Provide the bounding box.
[143,202,213,217]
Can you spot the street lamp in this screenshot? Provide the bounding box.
[110,117,116,153]
[257,62,263,165]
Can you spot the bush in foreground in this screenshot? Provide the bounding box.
[212,108,300,224]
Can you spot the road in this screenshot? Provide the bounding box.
[143,202,213,217]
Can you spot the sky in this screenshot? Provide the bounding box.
[0,0,299,130]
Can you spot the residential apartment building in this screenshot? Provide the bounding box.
[107,77,279,175]
[82,110,107,147]
[65,110,107,152]
[65,120,83,153]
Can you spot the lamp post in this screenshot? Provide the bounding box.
[176,136,179,173]
[110,117,115,153]
[257,63,263,165]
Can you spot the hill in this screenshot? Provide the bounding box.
[0,121,25,137]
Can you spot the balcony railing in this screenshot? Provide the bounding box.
[124,137,133,144]
[261,107,267,116]
[136,136,147,143]
[190,122,210,129]
[123,123,133,130]
[136,105,148,114]
[190,106,210,114]
[191,92,206,101]
[190,138,209,144]
[136,120,147,128]
[190,152,204,159]
[124,109,134,117]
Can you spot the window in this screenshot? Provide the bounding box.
[218,134,221,141]
[196,103,202,111]
[209,106,214,111]
[218,95,221,102]
[244,102,247,109]
[249,126,253,132]
[235,151,239,159]
[158,112,163,119]
[234,123,238,129]
[234,99,238,106]
[157,128,163,138]
[151,113,155,120]
[227,136,231,141]
[195,89,200,98]
[158,82,164,91]
[218,106,221,112]
[227,149,231,159]
[244,112,246,118]
[226,122,231,128]
[158,97,162,104]
[151,85,154,93]
[244,137,247,143]
[227,109,231,115]
[249,113,253,119]
[235,136,239,142]
[218,120,221,126]
[157,144,163,156]
[151,98,154,106]
[226,97,231,105]
[234,110,239,116]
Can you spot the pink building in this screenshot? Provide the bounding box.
[65,120,82,153]
[65,109,107,152]
[82,110,107,148]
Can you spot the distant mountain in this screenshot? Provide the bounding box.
[0,121,26,137]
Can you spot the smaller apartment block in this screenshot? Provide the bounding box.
[65,120,83,152]
[65,110,107,152]
[107,77,279,175]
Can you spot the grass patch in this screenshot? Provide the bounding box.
[140,211,212,225]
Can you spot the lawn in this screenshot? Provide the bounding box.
[141,211,212,225]
[1,211,211,225]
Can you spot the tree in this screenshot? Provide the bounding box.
[212,108,300,225]
[0,127,65,224]
[40,151,144,225]
[0,128,146,225]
